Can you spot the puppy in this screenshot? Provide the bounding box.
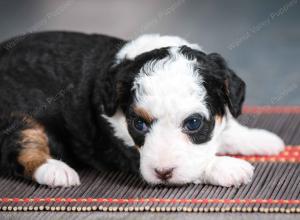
[0,32,284,187]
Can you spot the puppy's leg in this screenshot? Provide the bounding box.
[199,156,254,187]
[218,114,284,155]
[0,113,80,187]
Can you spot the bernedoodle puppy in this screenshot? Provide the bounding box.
[0,32,284,187]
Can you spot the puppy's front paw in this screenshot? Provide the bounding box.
[34,159,80,187]
[203,157,254,187]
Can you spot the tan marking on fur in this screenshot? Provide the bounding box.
[134,145,141,150]
[182,133,190,143]
[133,107,154,123]
[215,115,223,125]
[17,117,51,177]
[224,79,229,93]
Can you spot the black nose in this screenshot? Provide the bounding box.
[154,168,174,181]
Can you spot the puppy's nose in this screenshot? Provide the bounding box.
[154,168,174,181]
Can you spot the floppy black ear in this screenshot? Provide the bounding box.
[93,58,139,117]
[207,53,246,117]
[93,67,119,117]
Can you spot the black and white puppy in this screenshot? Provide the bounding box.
[0,32,284,187]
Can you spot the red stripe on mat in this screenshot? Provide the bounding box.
[0,198,299,205]
[229,146,300,162]
[243,106,300,114]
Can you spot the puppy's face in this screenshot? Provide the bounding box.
[105,46,245,184]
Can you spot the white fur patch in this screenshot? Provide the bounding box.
[218,112,285,155]
[133,47,209,120]
[34,159,80,187]
[102,109,135,147]
[201,156,254,187]
[115,34,202,64]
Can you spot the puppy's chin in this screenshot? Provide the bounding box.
[141,174,198,186]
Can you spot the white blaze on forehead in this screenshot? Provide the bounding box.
[115,34,202,64]
[132,47,209,121]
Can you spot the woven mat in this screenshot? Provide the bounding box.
[1,106,300,213]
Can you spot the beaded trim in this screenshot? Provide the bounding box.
[1,198,300,213]
[0,204,300,213]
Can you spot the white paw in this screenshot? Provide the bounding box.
[34,159,80,187]
[203,157,254,187]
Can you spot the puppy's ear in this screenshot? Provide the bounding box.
[207,53,246,117]
[93,68,118,117]
[93,59,137,117]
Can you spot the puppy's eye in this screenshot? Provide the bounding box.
[183,115,203,132]
[133,118,149,133]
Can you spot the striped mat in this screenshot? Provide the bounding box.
[0,106,300,213]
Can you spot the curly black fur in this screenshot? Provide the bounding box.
[0,31,141,176]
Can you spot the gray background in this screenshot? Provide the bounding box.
[0,0,299,105]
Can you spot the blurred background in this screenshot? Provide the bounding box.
[0,0,299,105]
